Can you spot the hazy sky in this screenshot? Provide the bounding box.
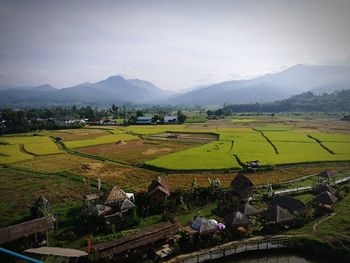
[0,0,350,90]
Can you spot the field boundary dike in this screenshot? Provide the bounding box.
[307,134,335,154]
[253,129,279,154]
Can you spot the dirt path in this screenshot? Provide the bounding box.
[313,212,337,232]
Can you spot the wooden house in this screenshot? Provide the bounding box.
[230,173,254,201]
[318,170,336,183]
[103,185,134,213]
[147,177,170,211]
[269,195,305,214]
[80,205,112,218]
[313,184,337,195]
[313,191,338,206]
[224,211,251,229]
[188,216,217,235]
[264,204,295,225]
[238,202,260,217]
[0,216,55,251]
[91,222,181,262]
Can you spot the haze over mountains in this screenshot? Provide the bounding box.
[1,64,349,107]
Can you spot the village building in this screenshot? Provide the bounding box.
[147,176,170,211]
[238,202,260,217]
[230,173,254,201]
[136,116,153,124]
[264,204,295,226]
[188,216,217,235]
[313,191,338,206]
[318,170,336,183]
[0,216,55,251]
[102,186,134,212]
[164,116,178,124]
[91,222,181,261]
[224,211,251,229]
[313,184,337,195]
[80,204,112,218]
[269,195,305,214]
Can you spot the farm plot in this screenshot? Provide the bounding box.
[273,142,349,164]
[125,125,187,135]
[0,135,62,159]
[263,131,313,142]
[16,153,157,192]
[146,141,241,170]
[77,139,201,163]
[232,140,276,165]
[322,142,350,154]
[310,133,350,143]
[40,128,111,141]
[0,145,33,164]
[64,133,138,148]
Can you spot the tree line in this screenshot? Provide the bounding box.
[220,90,350,114]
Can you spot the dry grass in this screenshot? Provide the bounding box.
[77,139,200,163]
[16,153,158,192]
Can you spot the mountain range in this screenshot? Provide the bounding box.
[0,64,349,107]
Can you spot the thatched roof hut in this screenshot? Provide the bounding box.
[224,211,251,228]
[0,216,54,245]
[265,204,295,224]
[147,176,170,197]
[230,173,254,200]
[313,191,338,206]
[314,184,337,195]
[238,202,260,216]
[269,196,305,213]
[189,216,217,235]
[120,199,135,212]
[103,185,128,205]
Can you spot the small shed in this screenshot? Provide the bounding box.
[0,216,55,250]
[147,177,170,211]
[238,202,260,217]
[313,191,338,206]
[269,196,305,213]
[224,211,251,228]
[264,204,295,225]
[230,173,254,201]
[318,170,336,183]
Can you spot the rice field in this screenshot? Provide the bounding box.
[146,141,241,170]
[64,133,138,148]
[146,127,350,170]
[0,145,33,164]
[0,135,62,163]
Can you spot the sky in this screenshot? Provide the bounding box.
[0,0,350,91]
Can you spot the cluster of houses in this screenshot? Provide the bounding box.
[0,170,343,262]
[136,116,178,125]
